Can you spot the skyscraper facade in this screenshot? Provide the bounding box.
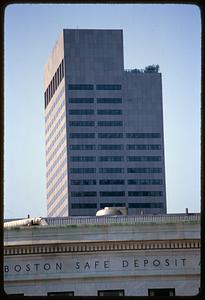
[44,29,166,217]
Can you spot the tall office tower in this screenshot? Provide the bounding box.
[44,29,166,217]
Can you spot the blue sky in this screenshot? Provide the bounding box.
[4,4,201,218]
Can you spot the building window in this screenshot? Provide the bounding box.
[69,109,94,115]
[96,84,122,90]
[70,156,96,162]
[126,144,161,150]
[148,289,175,296]
[97,109,122,115]
[70,168,96,174]
[100,191,125,197]
[126,133,161,138]
[71,179,96,185]
[48,291,74,296]
[100,203,125,208]
[98,156,124,162]
[98,121,123,126]
[71,203,97,209]
[98,133,123,138]
[127,179,163,185]
[98,290,124,296]
[127,156,161,162]
[69,133,95,138]
[127,168,162,173]
[98,144,124,150]
[128,191,163,197]
[129,203,164,208]
[99,168,124,174]
[97,98,122,103]
[68,84,94,90]
[71,191,97,197]
[68,97,94,103]
[69,121,95,126]
[70,144,96,150]
[99,180,125,185]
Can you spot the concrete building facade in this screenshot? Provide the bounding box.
[44,29,166,217]
[4,214,200,296]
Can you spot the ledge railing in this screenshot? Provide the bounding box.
[45,213,200,226]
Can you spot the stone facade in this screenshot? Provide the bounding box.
[4,214,200,296]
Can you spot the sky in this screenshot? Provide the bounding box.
[4,3,201,219]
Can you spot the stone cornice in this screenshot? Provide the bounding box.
[4,239,200,256]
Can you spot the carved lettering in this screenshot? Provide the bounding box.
[153,259,160,267]
[4,265,9,273]
[122,260,129,268]
[104,261,109,269]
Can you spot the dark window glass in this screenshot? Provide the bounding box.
[69,133,95,138]
[68,84,94,90]
[126,144,161,150]
[98,144,124,150]
[99,180,125,185]
[71,191,97,197]
[98,133,123,138]
[100,203,125,208]
[97,98,122,103]
[71,203,97,209]
[69,109,94,115]
[48,291,74,296]
[127,156,161,162]
[69,121,95,126]
[128,179,163,185]
[98,156,124,162]
[98,121,123,126]
[96,84,122,90]
[127,168,162,173]
[68,98,94,103]
[148,289,175,296]
[97,110,122,115]
[129,203,164,208]
[126,133,161,138]
[98,290,124,296]
[71,180,96,185]
[70,168,96,174]
[128,191,163,197]
[99,168,124,174]
[70,144,96,150]
[70,156,96,162]
[100,191,125,197]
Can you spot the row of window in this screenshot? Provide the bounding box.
[46,111,66,145]
[47,171,67,195]
[68,97,122,103]
[45,100,65,135]
[68,133,161,139]
[45,86,65,124]
[46,123,66,155]
[46,135,66,162]
[70,156,161,162]
[70,179,163,185]
[70,168,162,174]
[69,121,123,127]
[68,84,121,90]
[46,144,66,168]
[13,288,175,297]
[48,194,67,216]
[71,191,163,197]
[47,182,67,209]
[71,202,164,209]
[68,109,122,115]
[69,144,161,150]
[45,59,64,108]
[47,157,67,185]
